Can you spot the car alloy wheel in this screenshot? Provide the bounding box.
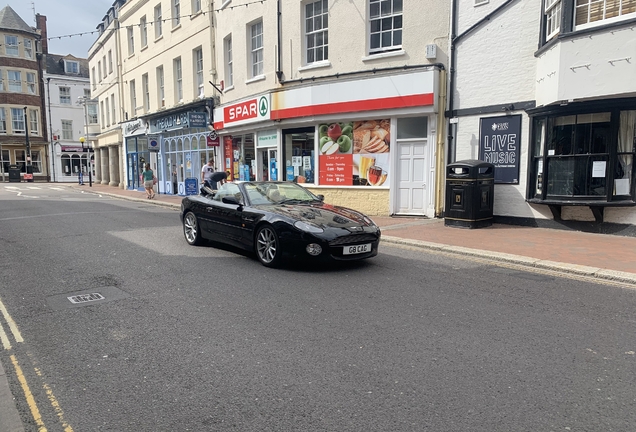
[256,225,282,267]
[183,212,203,246]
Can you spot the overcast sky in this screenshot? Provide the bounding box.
[8,0,113,58]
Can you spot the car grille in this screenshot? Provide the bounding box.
[329,233,378,246]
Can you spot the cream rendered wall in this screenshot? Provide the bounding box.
[214,0,450,104]
[89,23,121,137]
[118,0,213,119]
[214,0,278,102]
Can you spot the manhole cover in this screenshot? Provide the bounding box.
[67,293,105,304]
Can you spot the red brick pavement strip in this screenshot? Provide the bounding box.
[68,184,636,284]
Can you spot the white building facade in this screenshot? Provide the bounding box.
[451,0,636,230]
[42,53,98,183]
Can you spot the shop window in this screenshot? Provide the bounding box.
[529,109,636,202]
[283,128,314,183]
[232,135,256,181]
[31,150,42,174]
[61,154,72,175]
[15,150,26,172]
[1,149,9,173]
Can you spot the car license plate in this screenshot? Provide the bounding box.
[343,243,371,255]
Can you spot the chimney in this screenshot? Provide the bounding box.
[36,14,48,54]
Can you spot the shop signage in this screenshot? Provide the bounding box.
[223,94,271,127]
[270,70,436,121]
[184,178,198,195]
[148,135,160,152]
[188,112,208,128]
[61,146,83,152]
[479,114,521,184]
[122,119,147,138]
[257,130,277,147]
[206,130,220,147]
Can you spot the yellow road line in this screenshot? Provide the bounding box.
[0,321,10,350]
[10,354,47,432]
[0,298,23,343]
[36,368,74,432]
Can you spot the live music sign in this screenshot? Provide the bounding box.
[223,94,271,127]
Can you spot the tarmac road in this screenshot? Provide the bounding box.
[1,185,636,431]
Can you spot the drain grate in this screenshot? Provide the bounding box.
[67,293,105,304]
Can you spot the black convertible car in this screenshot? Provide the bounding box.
[180,181,381,267]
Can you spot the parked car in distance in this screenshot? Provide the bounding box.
[180,181,381,267]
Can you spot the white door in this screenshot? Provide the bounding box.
[396,140,428,214]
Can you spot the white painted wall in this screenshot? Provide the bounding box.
[536,25,636,107]
[454,0,539,108]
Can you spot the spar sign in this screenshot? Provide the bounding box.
[223,94,270,127]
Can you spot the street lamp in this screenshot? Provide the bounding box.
[79,136,92,187]
[23,107,33,182]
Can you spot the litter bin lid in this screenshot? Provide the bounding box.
[447,159,494,179]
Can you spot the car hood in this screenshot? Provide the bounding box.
[263,202,376,229]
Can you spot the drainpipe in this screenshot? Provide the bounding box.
[46,77,56,182]
[208,0,218,87]
[435,68,447,217]
[276,0,283,83]
[447,0,519,163]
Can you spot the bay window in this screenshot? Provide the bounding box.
[529,107,636,203]
[575,0,636,29]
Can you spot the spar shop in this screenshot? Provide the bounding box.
[212,67,445,217]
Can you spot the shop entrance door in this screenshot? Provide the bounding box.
[258,148,278,181]
[396,140,429,214]
[127,152,149,190]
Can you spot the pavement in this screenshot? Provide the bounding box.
[2,181,636,431]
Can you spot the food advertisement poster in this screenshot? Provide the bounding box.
[318,119,391,186]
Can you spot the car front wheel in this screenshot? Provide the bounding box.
[183,212,204,246]
[255,225,282,267]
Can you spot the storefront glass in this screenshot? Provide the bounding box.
[283,128,314,183]
[126,136,149,190]
[230,134,256,181]
[529,108,636,201]
[163,130,218,195]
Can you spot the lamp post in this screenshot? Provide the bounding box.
[79,136,92,187]
[23,107,33,182]
[77,96,93,187]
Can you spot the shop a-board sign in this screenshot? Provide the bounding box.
[318,119,391,186]
[479,115,522,184]
[184,178,198,195]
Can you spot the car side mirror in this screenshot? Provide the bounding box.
[317,194,325,201]
[222,196,242,206]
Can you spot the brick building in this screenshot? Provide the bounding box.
[0,6,48,181]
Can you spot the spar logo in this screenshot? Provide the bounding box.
[225,95,270,124]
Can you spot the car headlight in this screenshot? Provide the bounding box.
[294,221,324,233]
[363,216,376,226]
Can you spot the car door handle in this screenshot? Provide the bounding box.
[206,208,215,213]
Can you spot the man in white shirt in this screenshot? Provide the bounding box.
[201,159,215,188]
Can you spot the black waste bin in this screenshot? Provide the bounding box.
[445,160,494,228]
[8,164,21,182]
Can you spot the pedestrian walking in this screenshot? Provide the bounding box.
[142,163,155,199]
[201,159,215,188]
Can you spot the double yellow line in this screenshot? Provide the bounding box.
[0,298,74,432]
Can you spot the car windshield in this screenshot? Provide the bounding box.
[243,182,319,205]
